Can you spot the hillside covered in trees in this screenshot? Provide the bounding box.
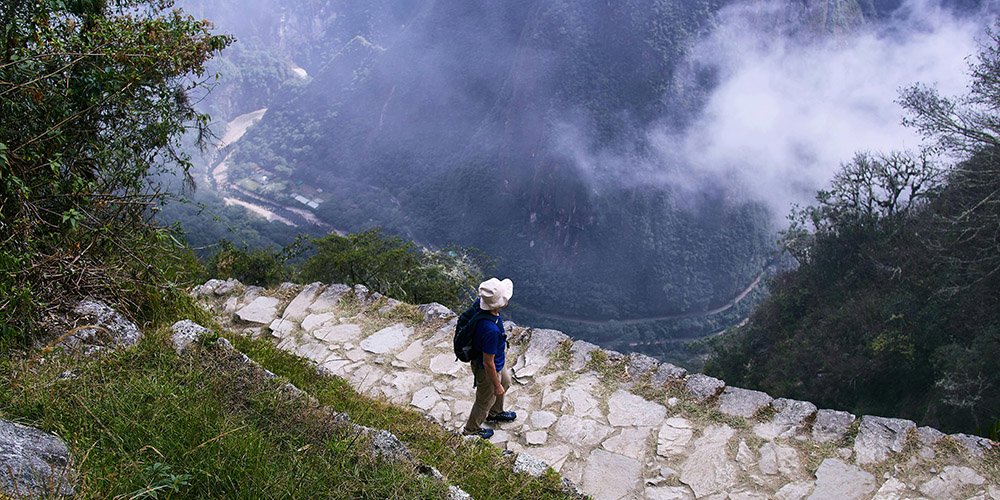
[706,32,1000,438]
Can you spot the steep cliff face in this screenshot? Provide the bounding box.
[194,278,999,500]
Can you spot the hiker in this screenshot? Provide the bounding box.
[462,278,516,439]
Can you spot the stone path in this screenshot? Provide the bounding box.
[194,279,1000,500]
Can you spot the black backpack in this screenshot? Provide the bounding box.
[454,299,498,362]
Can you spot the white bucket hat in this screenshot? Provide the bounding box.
[478,278,513,311]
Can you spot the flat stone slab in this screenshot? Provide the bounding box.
[645,485,695,500]
[853,416,915,465]
[651,362,687,385]
[526,431,548,445]
[758,442,800,477]
[718,387,773,418]
[679,425,738,498]
[418,302,455,321]
[314,323,362,344]
[560,375,602,418]
[360,323,413,354]
[754,398,817,439]
[268,318,296,338]
[684,374,724,401]
[657,417,694,457]
[410,387,441,412]
[919,465,985,498]
[0,419,75,497]
[607,390,667,427]
[282,282,323,322]
[568,341,600,372]
[236,296,280,324]
[601,427,652,460]
[554,415,612,447]
[808,458,876,500]
[812,409,855,443]
[529,410,558,429]
[512,328,569,379]
[306,284,351,314]
[301,312,336,332]
[429,354,462,376]
[581,449,641,500]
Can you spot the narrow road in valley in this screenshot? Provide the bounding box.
[512,268,768,326]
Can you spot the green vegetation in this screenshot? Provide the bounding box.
[0,0,230,343]
[1,328,450,497]
[300,229,486,311]
[226,333,573,500]
[706,31,1000,439]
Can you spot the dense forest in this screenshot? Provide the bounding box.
[706,34,1000,438]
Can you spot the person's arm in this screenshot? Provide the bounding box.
[482,353,505,396]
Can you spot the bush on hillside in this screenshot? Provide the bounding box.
[0,1,230,343]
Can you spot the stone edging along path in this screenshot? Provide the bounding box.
[192,279,999,500]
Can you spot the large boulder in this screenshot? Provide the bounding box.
[0,420,75,497]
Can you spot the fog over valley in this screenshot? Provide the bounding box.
[166,0,992,366]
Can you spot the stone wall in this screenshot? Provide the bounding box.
[194,279,999,500]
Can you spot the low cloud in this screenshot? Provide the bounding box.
[644,0,984,219]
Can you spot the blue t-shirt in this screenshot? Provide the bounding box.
[472,314,505,372]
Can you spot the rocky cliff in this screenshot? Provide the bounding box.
[192,278,999,500]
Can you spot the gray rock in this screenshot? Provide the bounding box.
[568,341,600,372]
[360,323,413,354]
[307,284,351,314]
[64,299,142,351]
[853,416,915,465]
[428,354,462,377]
[644,485,695,500]
[410,387,441,411]
[754,398,817,439]
[718,387,773,418]
[581,449,641,500]
[512,328,570,379]
[353,284,371,303]
[627,353,660,379]
[0,419,75,497]
[301,312,336,332]
[314,324,362,344]
[871,477,911,500]
[525,431,548,445]
[268,318,296,338]
[235,296,280,324]
[808,458,876,500]
[657,417,694,457]
[758,442,800,476]
[513,453,550,477]
[602,427,652,460]
[282,282,324,322]
[213,278,241,296]
[368,429,413,462]
[446,485,473,500]
[679,425,739,497]
[559,375,602,418]
[775,481,815,500]
[169,320,211,354]
[191,279,222,297]
[417,303,455,321]
[915,426,945,459]
[811,409,855,443]
[919,465,985,498]
[529,410,558,429]
[951,433,995,458]
[651,363,688,385]
[554,415,612,447]
[607,389,667,427]
[684,374,725,401]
